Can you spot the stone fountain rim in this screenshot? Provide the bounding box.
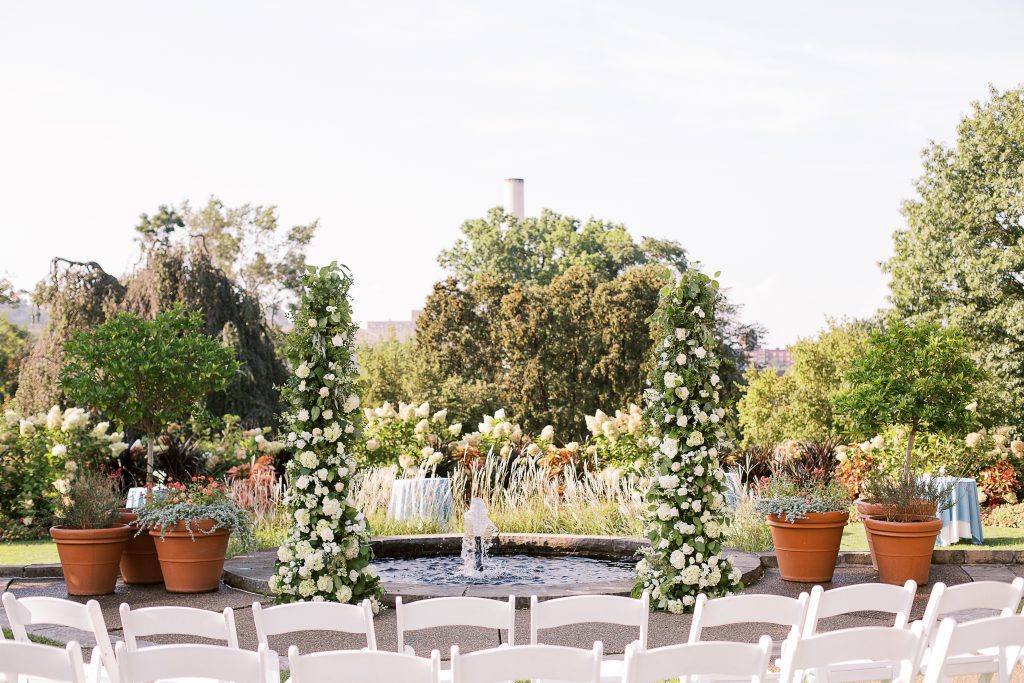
[222,532,763,606]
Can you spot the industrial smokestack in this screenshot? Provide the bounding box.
[504,178,524,220]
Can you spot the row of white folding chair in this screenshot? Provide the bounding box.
[924,613,1024,683]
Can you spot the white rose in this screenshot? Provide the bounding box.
[694,347,707,359]
[675,354,687,366]
[295,364,311,379]
[297,409,310,422]
[710,373,719,386]
[308,318,318,328]
[323,409,334,420]
[332,334,344,347]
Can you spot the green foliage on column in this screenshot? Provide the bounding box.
[635,268,742,612]
[270,263,382,607]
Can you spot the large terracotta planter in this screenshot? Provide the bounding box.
[863,516,942,585]
[50,524,131,596]
[854,500,887,569]
[766,510,849,583]
[149,519,230,593]
[118,511,163,585]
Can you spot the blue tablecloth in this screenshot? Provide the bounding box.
[387,477,453,525]
[724,471,743,507]
[930,476,983,546]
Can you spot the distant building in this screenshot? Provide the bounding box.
[355,310,421,346]
[748,347,792,373]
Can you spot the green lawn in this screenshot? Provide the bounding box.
[0,540,60,565]
[5,525,1024,567]
[841,523,1024,551]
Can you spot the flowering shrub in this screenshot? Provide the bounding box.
[475,409,525,458]
[271,263,382,606]
[584,405,651,476]
[135,476,253,544]
[977,461,1019,506]
[835,425,1023,502]
[982,502,1024,528]
[197,415,287,477]
[0,405,128,525]
[356,401,456,475]
[634,270,741,613]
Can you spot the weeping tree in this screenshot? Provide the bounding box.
[270,263,382,606]
[634,268,742,613]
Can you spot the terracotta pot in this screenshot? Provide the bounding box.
[766,510,849,583]
[854,500,886,569]
[117,511,163,585]
[863,515,942,585]
[50,524,131,596]
[149,519,230,593]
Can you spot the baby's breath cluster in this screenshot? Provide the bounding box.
[270,263,382,607]
[634,269,741,612]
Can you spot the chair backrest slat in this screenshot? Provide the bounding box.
[288,646,439,683]
[253,599,377,650]
[396,596,515,653]
[451,643,603,683]
[803,581,916,636]
[920,579,1024,637]
[530,592,649,647]
[119,603,239,649]
[624,636,772,683]
[780,624,923,683]
[689,592,808,643]
[0,640,88,683]
[115,642,271,683]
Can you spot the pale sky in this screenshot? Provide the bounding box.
[2,1,1022,347]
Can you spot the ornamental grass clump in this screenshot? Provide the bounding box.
[135,475,253,546]
[53,467,123,529]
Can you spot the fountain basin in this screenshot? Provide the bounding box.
[223,533,763,607]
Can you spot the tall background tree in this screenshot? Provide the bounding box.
[389,208,736,439]
[403,207,761,440]
[885,86,1024,425]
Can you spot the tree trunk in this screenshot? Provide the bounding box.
[903,424,917,485]
[146,431,155,484]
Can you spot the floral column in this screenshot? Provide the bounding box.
[634,268,742,612]
[270,263,382,606]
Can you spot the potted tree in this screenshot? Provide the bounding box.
[135,476,253,592]
[833,318,983,585]
[50,468,131,595]
[755,470,851,582]
[60,306,238,583]
[60,305,239,483]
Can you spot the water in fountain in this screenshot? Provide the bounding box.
[462,497,497,574]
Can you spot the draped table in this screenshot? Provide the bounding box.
[929,476,983,546]
[387,477,454,525]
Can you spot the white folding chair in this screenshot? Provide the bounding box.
[450,643,603,683]
[0,639,88,683]
[922,615,1024,683]
[396,596,515,655]
[114,642,276,683]
[2,592,118,683]
[802,581,917,636]
[252,599,377,651]
[288,646,440,683]
[623,636,772,683]
[119,604,240,650]
[530,592,648,682]
[688,592,808,680]
[916,577,1024,673]
[779,624,924,683]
